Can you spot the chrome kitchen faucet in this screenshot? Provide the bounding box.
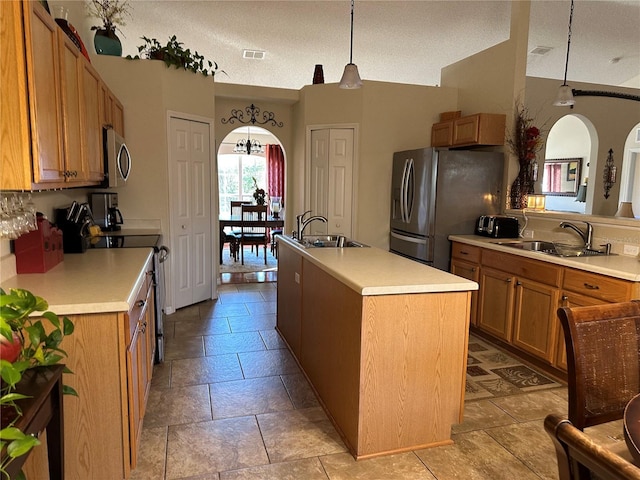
[295,210,328,239]
[559,221,593,250]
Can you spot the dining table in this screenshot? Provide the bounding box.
[218,213,285,263]
[624,393,640,465]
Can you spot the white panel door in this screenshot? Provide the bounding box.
[169,117,212,310]
[310,129,329,235]
[309,128,354,237]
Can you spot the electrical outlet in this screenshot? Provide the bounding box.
[294,272,300,284]
[522,230,534,239]
[623,244,640,256]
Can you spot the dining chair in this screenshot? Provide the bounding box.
[544,413,640,480]
[557,301,640,431]
[239,204,268,265]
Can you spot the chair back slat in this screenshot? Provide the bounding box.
[558,301,640,430]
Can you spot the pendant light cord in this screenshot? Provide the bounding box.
[349,0,354,64]
[562,0,574,86]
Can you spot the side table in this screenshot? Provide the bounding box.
[1,365,65,480]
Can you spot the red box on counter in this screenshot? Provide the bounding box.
[14,217,64,273]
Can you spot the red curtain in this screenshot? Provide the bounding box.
[266,144,285,207]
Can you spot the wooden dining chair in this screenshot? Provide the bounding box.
[544,413,640,480]
[557,301,640,431]
[239,204,268,265]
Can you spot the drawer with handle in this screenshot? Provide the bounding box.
[451,242,481,264]
[563,268,634,303]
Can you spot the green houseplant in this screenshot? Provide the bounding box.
[0,288,76,480]
[127,35,221,78]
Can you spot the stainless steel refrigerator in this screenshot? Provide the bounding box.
[390,147,504,271]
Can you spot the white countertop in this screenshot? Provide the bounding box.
[1,248,153,316]
[278,236,477,296]
[449,235,640,282]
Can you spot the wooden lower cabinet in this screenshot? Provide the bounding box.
[450,243,480,325]
[276,244,471,459]
[275,243,303,357]
[477,267,515,340]
[23,257,154,479]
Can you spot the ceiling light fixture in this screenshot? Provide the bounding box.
[234,127,264,155]
[339,0,363,89]
[554,0,575,106]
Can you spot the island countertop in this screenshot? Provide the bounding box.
[449,234,640,282]
[278,235,477,296]
[1,248,153,316]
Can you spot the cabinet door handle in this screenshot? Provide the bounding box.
[505,278,512,283]
[562,295,568,301]
[470,267,476,272]
[516,281,522,286]
[461,251,469,255]
[583,283,600,290]
[137,300,146,308]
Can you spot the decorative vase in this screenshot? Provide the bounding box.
[313,64,324,84]
[94,29,122,56]
[509,163,535,209]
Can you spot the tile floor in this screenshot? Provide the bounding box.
[131,281,628,480]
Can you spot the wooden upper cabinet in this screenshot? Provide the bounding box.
[431,113,506,148]
[82,61,105,182]
[59,29,86,182]
[0,1,122,191]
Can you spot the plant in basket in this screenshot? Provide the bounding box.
[0,288,77,480]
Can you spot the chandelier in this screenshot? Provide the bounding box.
[234,128,264,155]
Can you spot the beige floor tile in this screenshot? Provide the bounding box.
[169,304,201,321]
[415,430,543,480]
[280,373,320,409]
[490,390,568,422]
[163,319,176,340]
[144,384,212,427]
[200,301,250,319]
[257,407,347,463]
[485,419,559,480]
[259,330,287,350]
[165,335,205,360]
[151,361,172,389]
[171,354,243,386]
[246,299,276,315]
[165,416,268,479]
[174,317,232,337]
[204,331,266,356]
[219,291,267,304]
[228,314,276,333]
[210,376,294,419]
[130,426,168,479]
[320,451,436,480]
[239,349,300,378]
[219,457,328,480]
[453,399,518,434]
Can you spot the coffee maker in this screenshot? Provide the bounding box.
[90,192,124,231]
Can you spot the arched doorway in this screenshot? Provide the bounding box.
[217,126,285,283]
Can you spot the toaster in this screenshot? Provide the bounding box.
[476,215,519,238]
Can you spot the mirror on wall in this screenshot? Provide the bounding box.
[541,158,582,196]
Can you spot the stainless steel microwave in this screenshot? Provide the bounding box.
[102,128,131,187]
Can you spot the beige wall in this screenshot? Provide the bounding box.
[524,76,640,216]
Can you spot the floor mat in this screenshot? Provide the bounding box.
[465,334,563,401]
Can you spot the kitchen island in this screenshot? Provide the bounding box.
[276,235,477,459]
[1,248,155,480]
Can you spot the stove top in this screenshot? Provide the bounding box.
[91,235,160,249]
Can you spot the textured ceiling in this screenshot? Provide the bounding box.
[64,0,640,90]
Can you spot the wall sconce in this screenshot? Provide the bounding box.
[527,194,546,211]
[602,149,616,199]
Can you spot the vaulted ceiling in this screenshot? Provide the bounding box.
[68,0,640,90]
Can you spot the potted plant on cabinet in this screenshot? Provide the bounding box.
[0,288,77,480]
[86,0,131,56]
[127,35,221,78]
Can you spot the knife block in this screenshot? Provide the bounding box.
[55,208,89,253]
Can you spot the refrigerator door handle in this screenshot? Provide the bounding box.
[405,158,414,222]
[400,158,409,223]
[390,231,428,245]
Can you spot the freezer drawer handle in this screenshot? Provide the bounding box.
[390,231,427,245]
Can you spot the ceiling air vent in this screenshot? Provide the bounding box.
[529,46,553,56]
[243,49,266,60]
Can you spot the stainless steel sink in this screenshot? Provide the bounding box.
[497,240,613,257]
[296,235,369,248]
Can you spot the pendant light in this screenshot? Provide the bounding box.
[339,0,363,89]
[554,0,575,106]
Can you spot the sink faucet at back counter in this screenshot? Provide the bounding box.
[294,210,328,239]
[559,221,593,250]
